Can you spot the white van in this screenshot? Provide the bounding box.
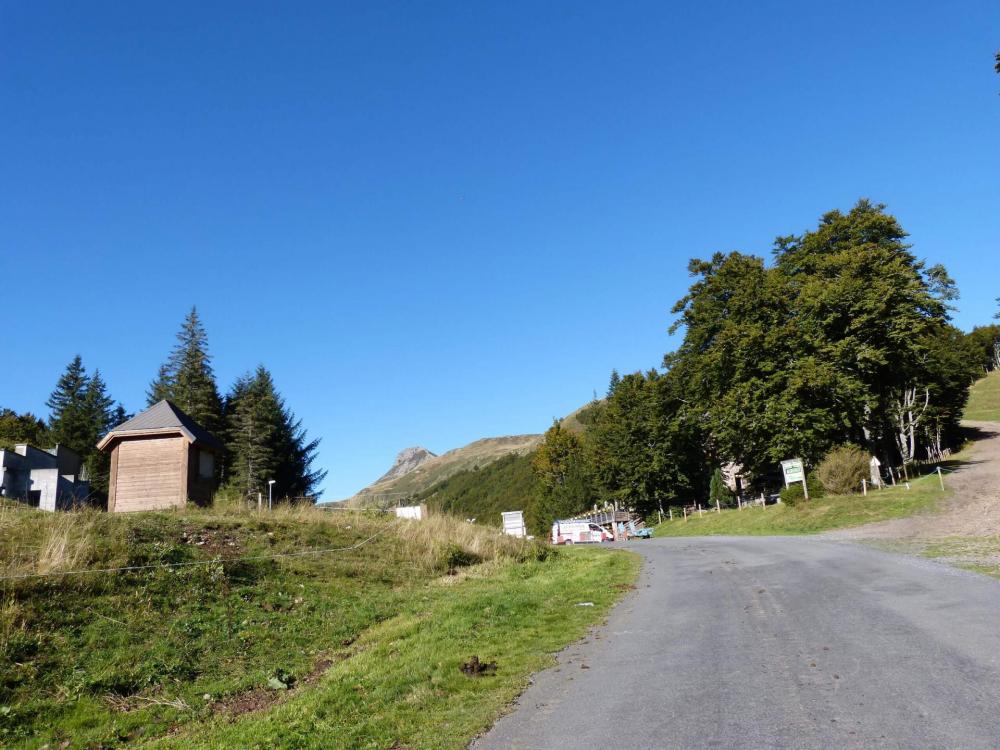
[551,519,611,545]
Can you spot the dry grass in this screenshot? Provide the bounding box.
[0,507,98,578]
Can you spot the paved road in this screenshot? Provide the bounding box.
[472,537,1000,750]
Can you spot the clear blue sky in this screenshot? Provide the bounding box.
[2,2,998,500]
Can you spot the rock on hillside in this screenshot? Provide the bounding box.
[375,446,438,484]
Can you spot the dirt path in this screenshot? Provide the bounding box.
[827,421,1000,540]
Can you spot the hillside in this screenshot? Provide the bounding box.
[413,451,539,528]
[0,505,638,749]
[346,434,542,506]
[965,372,1000,422]
[345,401,601,507]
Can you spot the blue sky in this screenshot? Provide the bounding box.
[2,1,998,499]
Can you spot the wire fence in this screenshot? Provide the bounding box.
[0,525,394,582]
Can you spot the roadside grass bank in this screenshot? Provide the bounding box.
[654,469,950,537]
[964,372,1000,422]
[0,506,638,750]
[863,537,1000,580]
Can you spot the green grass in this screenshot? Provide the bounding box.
[0,507,638,749]
[965,372,1000,422]
[654,470,948,537]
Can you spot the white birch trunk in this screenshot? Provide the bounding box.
[894,386,930,464]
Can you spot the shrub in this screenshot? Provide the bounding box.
[709,469,735,508]
[816,444,871,495]
[779,476,825,507]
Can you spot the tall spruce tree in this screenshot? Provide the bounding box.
[46,357,124,494]
[148,307,224,436]
[224,366,325,502]
[47,355,94,453]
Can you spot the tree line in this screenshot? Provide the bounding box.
[530,200,999,525]
[0,307,325,504]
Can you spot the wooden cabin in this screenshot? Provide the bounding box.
[97,400,222,512]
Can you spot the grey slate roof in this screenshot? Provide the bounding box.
[100,400,223,451]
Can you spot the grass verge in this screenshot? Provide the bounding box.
[0,507,638,749]
[654,470,948,537]
[965,372,1000,422]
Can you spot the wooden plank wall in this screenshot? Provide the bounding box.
[111,436,186,512]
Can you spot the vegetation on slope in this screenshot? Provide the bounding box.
[964,372,1000,422]
[654,469,948,537]
[348,435,542,505]
[0,506,637,749]
[414,452,539,526]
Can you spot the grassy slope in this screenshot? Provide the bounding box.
[964,372,1000,422]
[655,470,947,537]
[0,507,638,750]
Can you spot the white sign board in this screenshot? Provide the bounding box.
[395,504,425,521]
[501,510,526,538]
[781,458,804,486]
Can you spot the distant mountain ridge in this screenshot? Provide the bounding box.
[342,401,599,507]
[374,446,437,484]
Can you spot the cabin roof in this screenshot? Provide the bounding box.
[97,400,223,452]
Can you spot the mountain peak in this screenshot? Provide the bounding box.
[374,446,438,485]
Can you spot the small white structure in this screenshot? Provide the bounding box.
[501,510,526,538]
[869,456,883,488]
[0,444,89,511]
[395,504,427,520]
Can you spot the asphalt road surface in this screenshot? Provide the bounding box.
[472,537,1000,750]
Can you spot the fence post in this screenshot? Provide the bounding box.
[937,467,945,491]
[669,508,673,521]
[683,507,688,522]
[716,498,721,513]
[862,479,867,497]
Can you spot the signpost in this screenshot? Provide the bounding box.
[781,458,809,500]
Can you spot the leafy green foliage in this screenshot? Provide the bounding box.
[0,408,48,449]
[668,200,973,476]
[708,469,734,508]
[413,452,542,530]
[587,371,707,516]
[531,422,594,534]
[778,476,824,507]
[815,444,871,495]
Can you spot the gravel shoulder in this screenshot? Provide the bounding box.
[824,420,1000,541]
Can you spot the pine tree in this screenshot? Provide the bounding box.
[81,370,118,491]
[148,307,224,436]
[224,366,326,502]
[47,355,94,454]
[607,369,621,397]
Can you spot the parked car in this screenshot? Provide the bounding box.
[551,520,611,545]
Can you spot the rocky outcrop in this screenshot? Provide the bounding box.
[373,446,437,485]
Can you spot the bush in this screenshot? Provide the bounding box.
[816,444,871,495]
[779,476,825,507]
[709,469,735,508]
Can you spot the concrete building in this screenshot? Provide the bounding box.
[0,443,90,511]
[97,400,222,512]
